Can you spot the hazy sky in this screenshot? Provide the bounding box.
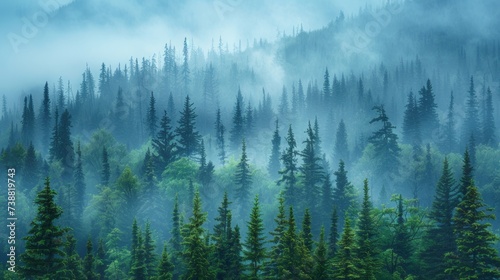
[0,0,380,101]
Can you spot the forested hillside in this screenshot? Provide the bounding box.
[1,0,500,279]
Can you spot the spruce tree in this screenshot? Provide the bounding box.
[197,139,214,190]
[21,95,35,146]
[59,234,86,280]
[100,147,110,186]
[39,82,51,151]
[421,158,457,280]
[278,125,299,207]
[442,92,457,153]
[212,192,232,280]
[147,91,158,139]
[58,109,75,184]
[95,239,106,280]
[23,142,38,193]
[482,87,496,146]
[182,37,190,95]
[301,208,313,253]
[313,227,329,280]
[153,110,177,174]
[462,76,480,146]
[459,149,474,202]
[417,79,439,139]
[445,182,500,279]
[144,221,157,278]
[182,191,214,280]
[333,160,355,229]
[368,105,401,178]
[84,238,98,280]
[20,177,66,278]
[332,217,361,279]
[228,225,244,279]
[130,228,147,280]
[74,141,85,220]
[49,108,60,162]
[402,91,421,146]
[356,179,378,280]
[334,119,349,164]
[170,196,183,280]
[320,174,334,226]
[235,139,252,208]
[391,195,412,276]
[268,119,281,179]
[215,107,227,165]
[264,194,287,279]
[244,195,267,279]
[175,95,200,158]
[328,207,339,259]
[230,88,245,150]
[157,244,174,280]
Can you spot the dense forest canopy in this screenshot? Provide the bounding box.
[1,0,500,279]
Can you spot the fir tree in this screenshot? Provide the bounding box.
[278,125,299,207]
[100,147,110,186]
[391,195,412,276]
[157,244,174,280]
[170,196,183,280]
[320,174,334,225]
[417,79,439,139]
[442,92,457,153]
[328,207,339,259]
[462,76,480,146]
[313,227,329,280]
[402,91,421,146]
[334,119,349,164]
[323,68,332,106]
[147,91,158,139]
[235,139,252,208]
[264,194,287,279]
[20,177,66,278]
[244,195,267,279]
[482,87,496,146]
[212,192,232,280]
[153,110,177,174]
[446,182,500,279]
[39,82,51,151]
[268,119,281,179]
[175,95,200,158]
[230,88,245,150]
[197,139,214,190]
[356,179,378,280]
[60,234,86,280]
[215,107,227,165]
[23,142,38,193]
[58,109,75,184]
[74,141,85,220]
[95,239,106,280]
[421,158,457,280]
[144,221,157,278]
[459,149,474,202]
[332,217,361,280]
[368,105,401,178]
[182,191,214,280]
[182,38,190,95]
[301,208,313,253]
[333,160,355,229]
[84,238,99,280]
[130,228,147,280]
[49,108,60,162]
[21,94,35,145]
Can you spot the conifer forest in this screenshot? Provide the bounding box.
[2,0,500,279]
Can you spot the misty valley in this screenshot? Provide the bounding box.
[1,0,500,279]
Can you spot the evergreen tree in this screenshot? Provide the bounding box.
[320,174,334,225]
[323,68,331,107]
[402,91,421,146]
[244,195,267,279]
[230,88,244,150]
[228,225,243,279]
[157,244,174,280]
[182,38,190,95]
[95,239,106,280]
[334,119,349,164]
[153,110,177,173]
[39,82,51,151]
[332,217,361,280]
[170,196,183,280]
[49,108,60,162]
[278,86,289,122]
[101,147,110,186]
[299,122,323,227]
[130,227,147,280]
[59,109,75,184]
[23,142,38,193]
[301,208,313,252]
[446,182,500,279]
[215,107,227,165]
[74,141,85,220]
[144,221,157,278]
[84,238,99,280]
[182,191,214,280]
[459,149,474,202]
[245,102,254,137]
[212,192,232,280]
[21,95,35,146]
[235,139,252,208]
[147,91,158,139]
[391,195,412,276]
[20,177,66,279]
[312,227,329,280]
[328,207,339,259]
[175,95,200,158]
[268,119,281,179]
[60,234,86,280]
[442,91,457,153]
[462,76,480,146]
[417,79,439,139]
[421,158,457,280]
[356,179,378,280]
[368,105,401,178]
[482,87,496,146]
[264,194,287,279]
[278,125,299,207]
[333,160,355,228]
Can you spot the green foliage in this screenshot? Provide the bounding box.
[234,139,252,208]
[244,195,267,279]
[157,244,174,280]
[312,227,329,280]
[19,177,66,279]
[175,95,200,158]
[59,234,86,280]
[278,125,299,208]
[332,217,361,279]
[84,238,99,280]
[445,182,500,279]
